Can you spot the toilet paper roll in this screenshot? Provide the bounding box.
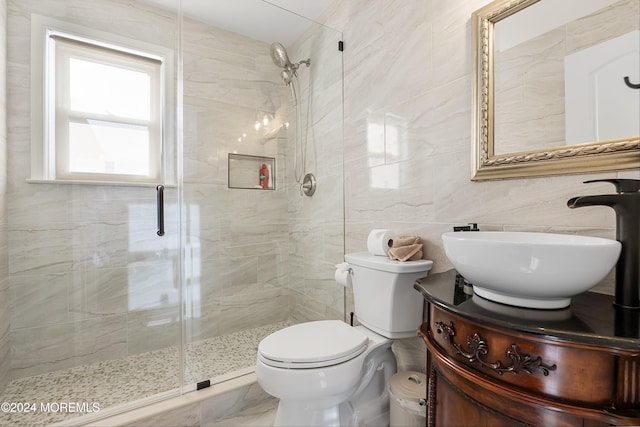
[335,262,352,288]
[367,229,394,256]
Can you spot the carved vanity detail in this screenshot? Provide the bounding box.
[434,321,557,377]
[415,270,640,427]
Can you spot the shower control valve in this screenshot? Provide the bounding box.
[301,173,316,197]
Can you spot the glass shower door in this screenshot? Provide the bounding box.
[0,1,182,426]
[180,0,345,390]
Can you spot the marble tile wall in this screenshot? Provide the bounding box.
[181,16,293,345]
[0,0,9,395]
[319,0,640,374]
[181,13,345,336]
[285,23,345,324]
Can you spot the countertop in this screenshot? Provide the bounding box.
[414,269,640,351]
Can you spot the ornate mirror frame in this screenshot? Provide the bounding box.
[471,0,640,180]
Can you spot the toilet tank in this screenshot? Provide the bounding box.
[344,252,433,339]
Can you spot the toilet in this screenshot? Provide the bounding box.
[255,252,433,426]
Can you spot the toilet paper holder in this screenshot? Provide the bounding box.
[335,262,353,289]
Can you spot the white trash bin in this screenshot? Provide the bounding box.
[389,371,427,427]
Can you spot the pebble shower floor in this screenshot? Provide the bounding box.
[0,321,291,427]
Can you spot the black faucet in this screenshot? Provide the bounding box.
[567,179,640,310]
[453,223,479,232]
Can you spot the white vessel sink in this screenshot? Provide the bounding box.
[442,231,621,309]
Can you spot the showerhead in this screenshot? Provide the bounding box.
[270,41,311,86]
[270,42,291,69]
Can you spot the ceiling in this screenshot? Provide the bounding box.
[142,0,336,45]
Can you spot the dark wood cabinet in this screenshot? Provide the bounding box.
[415,270,640,427]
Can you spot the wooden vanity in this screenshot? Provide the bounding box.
[414,270,640,427]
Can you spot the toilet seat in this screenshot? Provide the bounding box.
[258,320,369,369]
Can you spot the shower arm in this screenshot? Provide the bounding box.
[289,59,311,74]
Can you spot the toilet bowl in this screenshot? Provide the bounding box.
[256,321,396,426]
[256,252,433,426]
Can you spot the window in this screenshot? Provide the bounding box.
[31,15,174,185]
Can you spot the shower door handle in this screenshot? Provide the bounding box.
[156,185,165,236]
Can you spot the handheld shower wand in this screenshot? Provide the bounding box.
[269,42,313,195]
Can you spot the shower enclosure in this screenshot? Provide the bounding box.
[0,0,344,425]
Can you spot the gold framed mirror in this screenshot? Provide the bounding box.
[471,0,640,180]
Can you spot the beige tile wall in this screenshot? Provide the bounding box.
[0,0,9,395]
[180,15,344,339]
[285,22,345,324]
[180,14,292,345]
[320,0,639,373]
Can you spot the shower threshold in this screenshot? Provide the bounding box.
[0,321,292,427]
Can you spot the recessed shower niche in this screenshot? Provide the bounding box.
[228,153,276,190]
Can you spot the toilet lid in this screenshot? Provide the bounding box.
[258,320,369,369]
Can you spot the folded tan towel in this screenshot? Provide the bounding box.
[389,244,423,261]
[388,235,423,261]
[392,236,421,248]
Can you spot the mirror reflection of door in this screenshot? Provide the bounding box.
[565,30,640,145]
[492,0,639,154]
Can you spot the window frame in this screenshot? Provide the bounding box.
[30,14,176,186]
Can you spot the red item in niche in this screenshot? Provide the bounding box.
[260,163,269,189]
